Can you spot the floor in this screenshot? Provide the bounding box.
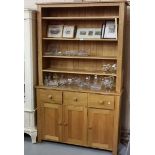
[24,134,112,155]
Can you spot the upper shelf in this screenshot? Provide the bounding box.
[43,37,117,42]
[42,16,119,20]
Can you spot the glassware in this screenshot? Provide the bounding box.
[57,51,63,56]
[83,76,91,89]
[102,64,111,73]
[45,44,59,56]
[109,64,117,73]
[66,75,73,87]
[78,50,88,56]
[102,76,115,91]
[44,75,49,86]
[59,74,67,87]
[102,63,117,73]
[48,73,59,87]
[90,75,101,91]
[73,76,81,86]
[78,76,85,88]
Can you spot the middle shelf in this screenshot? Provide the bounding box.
[42,68,117,76]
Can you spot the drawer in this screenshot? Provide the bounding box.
[88,94,114,110]
[37,89,62,104]
[63,91,87,106]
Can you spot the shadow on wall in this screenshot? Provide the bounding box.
[121,6,130,134]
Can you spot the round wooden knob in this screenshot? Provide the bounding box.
[108,101,111,105]
[88,126,92,130]
[58,122,62,126]
[99,100,104,104]
[73,97,78,102]
[48,95,53,99]
[64,122,68,126]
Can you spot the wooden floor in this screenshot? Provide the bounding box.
[24,134,112,155]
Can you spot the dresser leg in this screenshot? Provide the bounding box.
[30,132,37,143]
[112,149,118,155]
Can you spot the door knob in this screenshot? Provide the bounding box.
[88,126,92,130]
[99,100,104,104]
[48,95,53,99]
[64,122,68,126]
[58,121,62,126]
[73,97,78,102]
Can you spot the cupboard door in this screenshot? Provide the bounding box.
[63,105,87,146]
[41,103,62,142]
[88,108,114,150]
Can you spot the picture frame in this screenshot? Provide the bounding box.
[93,28,102,39]
[63,25,76,38]
[47,25,63,38]
[104,20,117,39]
[101,21,106,38]
[87,29,95,38]
[76,28,88,39]
[77,28,102,39]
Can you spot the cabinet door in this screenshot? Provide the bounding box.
[63,105,87,146]
[41,103,62,142]
[88,108,114,150]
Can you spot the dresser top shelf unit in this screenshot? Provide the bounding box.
[37,1,126,94]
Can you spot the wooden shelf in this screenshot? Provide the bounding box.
[36,85,120,96]
[43,55,117,60]
[42,16,119,20]
[43,37,117,42]
[42,68,117,76]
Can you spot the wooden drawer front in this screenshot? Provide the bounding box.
[88,94,114,110]
[38,89,62,104]
[63,92,87,106]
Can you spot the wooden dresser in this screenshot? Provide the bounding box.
[36,1,127,155]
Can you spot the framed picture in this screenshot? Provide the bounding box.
[104,20,117,39]
[87,29,95,38]
[76,28,88,39]
[63,25,75,38]
[47,25,63,38]
[101,22,106,38]
[93,28,102,39]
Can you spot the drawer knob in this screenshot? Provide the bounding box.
[88,126,93,130]
[64,122,68,126]
[48,95,53,99]
[99,100,104,104]
[58,121,62,126]
[73,97,78,102]
[108,101,111,105]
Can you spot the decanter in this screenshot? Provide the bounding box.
[90,75,101,91]
[44,75,49,86]
[49,73,59,87]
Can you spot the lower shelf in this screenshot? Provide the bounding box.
[42,68,117,76]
